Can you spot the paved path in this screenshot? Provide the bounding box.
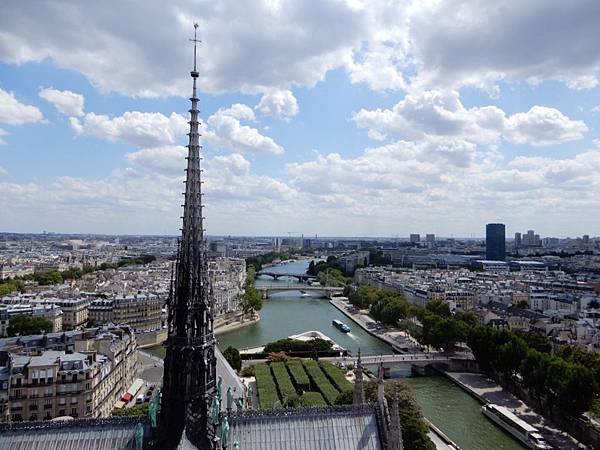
[446,372,588,450]
[329,298,425,353]
[137,350,164,385]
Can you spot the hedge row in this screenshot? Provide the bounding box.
[271,362,297,402]
[255,364,280,409]
[301,391,327,407]
[319,361,353,393]
[286,360,310,390]
[302,359,340,405]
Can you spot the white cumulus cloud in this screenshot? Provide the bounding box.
[0,88,43,125]
[353,90,587,146]
[504,106,588,146]
[70,111,188,147]
[39,87,84,116]
[125,145,187,173]
[205,105,284,154]
[257,90,299,120]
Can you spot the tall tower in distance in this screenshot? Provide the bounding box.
[486,223,506,261]
[158,23,217,449]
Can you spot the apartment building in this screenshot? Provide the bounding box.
[51,299,90,330]
[88,293,163,332]
[0,325,136,422]
[208,258,246,316]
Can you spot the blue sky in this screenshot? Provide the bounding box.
[1,1,599,237]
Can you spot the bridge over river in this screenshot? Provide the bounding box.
[257,284,344,299]
[243,352,454,369]
[257,270,317,282]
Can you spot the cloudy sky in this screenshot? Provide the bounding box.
[1,0,599,237]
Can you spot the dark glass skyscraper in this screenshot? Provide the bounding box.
[486,223,506,261]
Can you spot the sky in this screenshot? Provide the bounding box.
[0,0,599,238]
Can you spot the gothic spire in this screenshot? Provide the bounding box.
[158,23,217,450]
[353,349,365,405]
[388,396,404,450]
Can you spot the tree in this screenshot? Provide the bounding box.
[425,299,451,317]
[35,271,63,286]
[516,300,529,309]
[307,260,316,276]
[7,314,53,336]
[238,268,263,320]
[223,346,242,371]
[112,403,149,417]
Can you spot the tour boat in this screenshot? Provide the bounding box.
[332,319,351,333]
[481,404,550,449]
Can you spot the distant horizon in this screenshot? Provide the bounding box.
[0,230,595,241]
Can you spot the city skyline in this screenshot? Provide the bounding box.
[1,1,600,236]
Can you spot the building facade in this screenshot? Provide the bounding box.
[485,223,506,261]
[0,326,136,422]
[208,258,246,316]
[88,293,163,332]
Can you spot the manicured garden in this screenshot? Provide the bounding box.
[253,359,352,409]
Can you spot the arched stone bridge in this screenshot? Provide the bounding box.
[256,271,317,282]
[257,285,344,299]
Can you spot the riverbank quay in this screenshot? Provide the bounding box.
[214,312,260,335]
[330,297,423,353]
[444,371,587,450]
[425,418,462,450]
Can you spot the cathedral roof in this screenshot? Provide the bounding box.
[0,417,145,449]
[229,405,383,450]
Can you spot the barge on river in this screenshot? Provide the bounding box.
[332,319,351,333]
[482,404,550,449]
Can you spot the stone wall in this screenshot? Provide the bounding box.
[135,329,167,348]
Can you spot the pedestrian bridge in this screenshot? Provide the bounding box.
[322,353,451,367]
[257,271,317,282]
[257,284,344,299]
[243,352,453,369]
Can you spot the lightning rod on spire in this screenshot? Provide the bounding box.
[190,22,201,75]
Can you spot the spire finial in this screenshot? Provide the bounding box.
[190,22,201,74]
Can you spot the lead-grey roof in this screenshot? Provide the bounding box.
[0,418,143,450]
[230,406,383,450]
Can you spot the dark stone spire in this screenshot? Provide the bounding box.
[158,23,217,450]
[388,396,404,450]
[353,349,365,405]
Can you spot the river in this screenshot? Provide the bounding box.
[217,258,525,450]
[217,259,390,356]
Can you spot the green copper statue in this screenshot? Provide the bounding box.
[221,416,230,447]
[216,376,223,405]
[210,396,220,425]
[235,397,243,412]
[226,386,234,412]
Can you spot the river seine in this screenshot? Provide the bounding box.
[216,258,524,450]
